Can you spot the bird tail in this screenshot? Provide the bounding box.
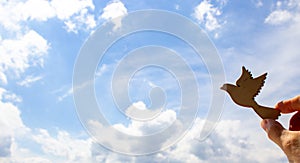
[253,104,281,119]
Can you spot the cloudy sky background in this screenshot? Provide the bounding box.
[1,0,300,162]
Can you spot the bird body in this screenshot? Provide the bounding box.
[221,66,281,119]
[222,84,256,107]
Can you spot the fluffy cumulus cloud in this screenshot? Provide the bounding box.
[100,0,127,20]
[0,1,97,161]
[0,87,287,162]
[193,0,223,31]
[31,129,92,162]
[0,0,98,85]
[86,102,285,162]
[51,0,96,33]
[0,87,92,162]
[0,88,29,159]
[0,1,51,86]
[100,0,128,31]
[174,120,284,162]
[1,130,92,162]
[0,0,96,33]
[264,0,300,25]
[115,102,177,136]
[0,88,92,161]
[0,88,27,137]
[89,118,285,162]
[265,10,293,25]
[1,0,299,162]
[16,0,56,21]
[0,30,49,85]
[87,103,181,155]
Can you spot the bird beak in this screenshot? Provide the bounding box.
[220,84,226,90]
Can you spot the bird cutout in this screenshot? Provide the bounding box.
[221,66,281,119]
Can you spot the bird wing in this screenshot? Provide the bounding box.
[236,66,253,87]
[236,66,267,98]
[249,73,267,98]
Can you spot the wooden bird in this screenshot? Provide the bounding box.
[221,66,281,119]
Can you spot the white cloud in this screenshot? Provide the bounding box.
[128,101,147,110]
[0,72,7,85]
[2,92,22,104]
[0,136,12,157]
[17,0,56,21]
[0,0,55,31]
[0,2,97,159]
[0,2,53,85]
[0,129,92,162]
[17,75,43,87]
[0,30,49,84]
[7,157,52,163]
[86,99,285,162]
[124,101,166,121]
[0,92,284,162]
[265,10,293,25]
[100,0,128,31]
[0,87,92,162]
[166,119,285,162]
[87,104,181,155]
[62,7,96,33]
[0,88,29,159]
[64,20,77,33]
[193,0,222,31]
[51,0,96,33]
[0,88,27,138]
[115,104,176,136]
[0,0,96,34]
[0,1,298,162]
[32,129,92,162]
[50,0,94,20]
[0,1,23,31]
[89,118,285,162]
[101,0,127,20]
[265,0,300,25]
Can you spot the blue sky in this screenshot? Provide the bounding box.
[1,0,300,162]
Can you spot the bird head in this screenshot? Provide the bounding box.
[220,83,235,93]
[220,84,228,91]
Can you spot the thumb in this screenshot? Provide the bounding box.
[261,119,285,147]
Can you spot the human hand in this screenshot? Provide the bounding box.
[261,95,300,162]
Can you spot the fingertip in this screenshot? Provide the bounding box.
[260,119,284,135]
[261,119,275,132]
[261,119,268,131]
[275,100,295,113]
[275,101,283,110]
[261,119,285,145]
